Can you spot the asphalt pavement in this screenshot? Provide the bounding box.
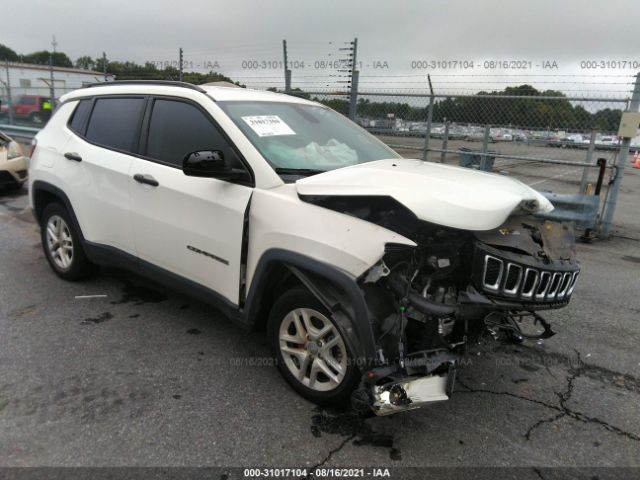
[1,179,639,476]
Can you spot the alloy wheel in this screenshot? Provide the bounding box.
[46,215,73,270]
[278,308,347,392]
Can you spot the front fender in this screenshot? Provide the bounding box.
[244,248,377,365]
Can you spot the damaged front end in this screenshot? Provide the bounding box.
[343,201,580,416]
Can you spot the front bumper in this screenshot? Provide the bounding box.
[0,156,29,186]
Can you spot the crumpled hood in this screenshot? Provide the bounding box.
[295,158,553,231]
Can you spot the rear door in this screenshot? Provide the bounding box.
[129,96,253,304]
[61,96,145,255]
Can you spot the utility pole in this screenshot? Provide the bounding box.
[600,72,640,237]
[102,52,108,81]
[348,37,358,121]
[49,35,56,108]
[283,40,291,93]
[179,47,183,82]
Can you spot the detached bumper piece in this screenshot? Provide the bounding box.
[364,351,457,416]
[484,310,555,340]
[371,364,456,416]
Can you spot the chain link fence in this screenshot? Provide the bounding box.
[0,61,112,127]
[1,54,639,236]
[299,87,632,211]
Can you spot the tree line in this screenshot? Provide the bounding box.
[1,42,622,132]
[312,85,623,133]
[0,43,237,85]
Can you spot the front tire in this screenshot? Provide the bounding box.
[268,286,360,407]
[40,203,93,280]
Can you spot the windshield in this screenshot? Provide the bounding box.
[218,101,400,175]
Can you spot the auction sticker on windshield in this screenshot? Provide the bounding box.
[242,115,296,137]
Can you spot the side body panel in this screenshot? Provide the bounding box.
[59,124,136,254]
[245,184,416,291]
[30,99,135,253]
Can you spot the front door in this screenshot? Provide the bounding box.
[129,97,253,305]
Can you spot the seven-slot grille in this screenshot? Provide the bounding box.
[482,255,579,302]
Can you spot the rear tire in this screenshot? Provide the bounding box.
[268,286,360,407]
[40,203,94,280]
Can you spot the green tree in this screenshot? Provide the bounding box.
[592,108,622,132]
[22,50,73,67]
[75,56,96,70]
[0,43,18,62]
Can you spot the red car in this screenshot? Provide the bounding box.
[0,97,9,118]
[10,95,52,124]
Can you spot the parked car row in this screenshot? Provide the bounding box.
[359,118,629,150]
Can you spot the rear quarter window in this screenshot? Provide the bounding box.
[85,97,145,153]
[68,99,93,134]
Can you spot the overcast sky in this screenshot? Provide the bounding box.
[4,0,639,94]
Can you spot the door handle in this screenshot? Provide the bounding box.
[133,173,159,187]
[64,152,82,162]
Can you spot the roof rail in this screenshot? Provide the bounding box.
[83,80,207,93]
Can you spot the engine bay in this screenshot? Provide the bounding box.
[307,194,582,414]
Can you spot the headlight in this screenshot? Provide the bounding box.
[7,141,23,160]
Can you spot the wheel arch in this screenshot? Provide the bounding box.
[31,181,85,242]
[244,248,377,365]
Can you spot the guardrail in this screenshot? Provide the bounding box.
[0,124,40,141]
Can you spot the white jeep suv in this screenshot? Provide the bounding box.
[29,81,580,415]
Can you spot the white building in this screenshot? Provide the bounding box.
[1,62,114,101]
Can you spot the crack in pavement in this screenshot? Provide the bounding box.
[532,467,546,480]
[513,344,640,393]
[457,349,640,443]
[525,412,567,441]
[306,434,356,476]
[307,407,401,469]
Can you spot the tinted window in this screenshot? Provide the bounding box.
[146,99,240,168]
[18,96,36,105]
[85,97,145,152]
[69,99,93,134]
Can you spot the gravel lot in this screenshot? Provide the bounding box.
[1,153,639,476]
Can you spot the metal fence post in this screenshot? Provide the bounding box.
[421,75,434,161]
[600,72,640,238]
[480,124,491,170]
[283,40,291,94]
[348,71,359,119]
[4,60,14,124]
[48,52,56,108]
[579,130,597,193]
[440,119,450,163]
[348,38,358,120]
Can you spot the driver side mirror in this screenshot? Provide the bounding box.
[182,150,250,182]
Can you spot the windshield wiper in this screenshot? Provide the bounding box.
[274,167,326,176]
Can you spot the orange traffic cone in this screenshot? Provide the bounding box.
[634,153,640,169]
